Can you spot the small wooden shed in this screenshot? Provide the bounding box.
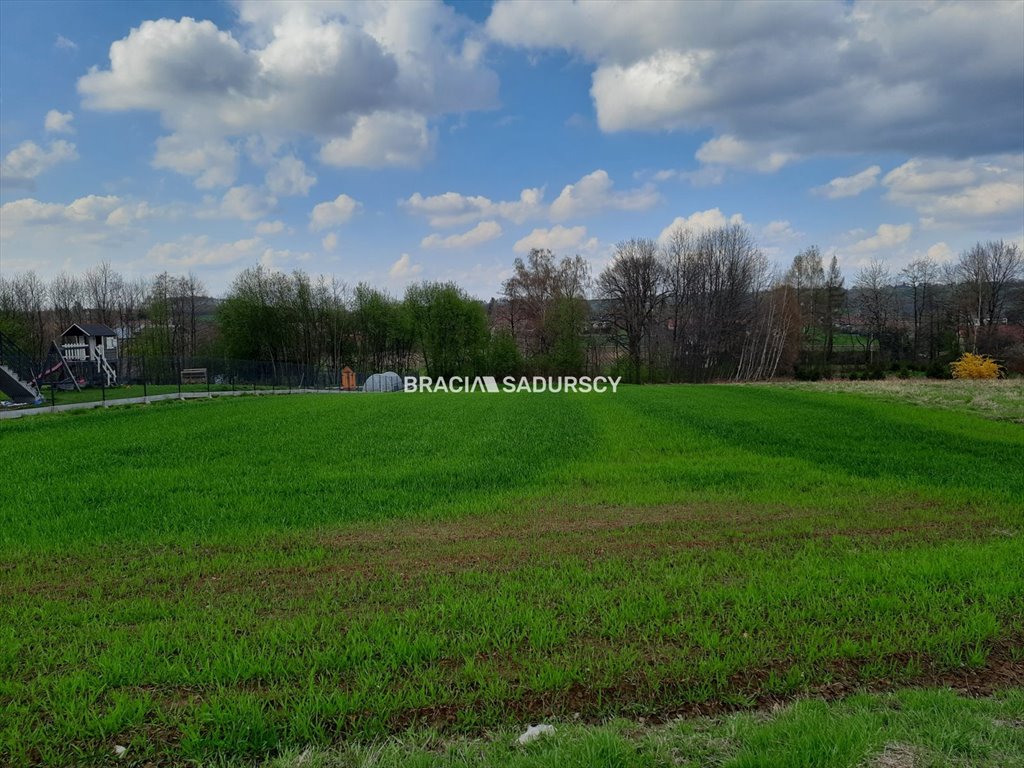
[340,367,356,391]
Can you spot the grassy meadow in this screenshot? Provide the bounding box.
[32,382,280,408]
[1,383,1022,766]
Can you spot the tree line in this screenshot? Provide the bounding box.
[0,263,209,366]
[785,239,1023,378]
[2,225,1021,383]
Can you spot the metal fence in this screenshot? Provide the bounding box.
[23,354,412,408]
[119,355,373,390]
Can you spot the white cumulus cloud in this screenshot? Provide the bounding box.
[44,110,75,134]
[549,169,659,221]
[255,220,286,235]
[513,225,597,254]
[77,4,498,182]
[695,136,794,173]
[421,220,502,249]
[198,185,277,222]
[265,155,316,197]
[389,253,423,279]
[657,208,745,244]
[309,193,361,231]
[0,194,156,245]
[847,223,913,254]
[320,112,434,169]
[487,1,1024,165]
[146,234,312,272]
[883,156,1024,225]
[152,135,239,189]
[926,242,955,263]
[0,140,78,188]
[761,220,801,244]
[403,187,544,228]
[814,166,881,199]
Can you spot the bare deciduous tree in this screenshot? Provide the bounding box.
[954,240,1023,352]
[855,259,896,364]
[660,225,777,381]
[900,256,939,360]
[10,271,49,361]
[83,261,122,327]
[50,272,83,335]
[598,238,666,382]
[823,254,846,365]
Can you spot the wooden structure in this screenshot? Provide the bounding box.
[33,341,82,392]
[340,366,356,391]
[60,323,118,386]
[180,368,208,385]
[0,330,41,403]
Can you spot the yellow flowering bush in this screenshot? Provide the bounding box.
[950,352,1002,379]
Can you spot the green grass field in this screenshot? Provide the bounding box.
[783,379,1024,424]
[34,383,281,408]
[806,331,876,351]
[1,384,1022,766]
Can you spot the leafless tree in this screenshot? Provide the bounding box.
[662,225,776,381]
[954,241,1023,352]
[598,238,666,382]
[83,261,122,327]
[115,276,148,373]
[50,272,83,336]
[854,259,896,364]
[786,247,825,349]
[735,280,800,381]
[180,272,206,356]
[900,256,939,360]
[822,254,846,365]
[662,227,696,379]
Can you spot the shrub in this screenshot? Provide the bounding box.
[926,357,954,379]
[794,364,822,381]
[950,352,1002,379]
[1003,343,1024,375]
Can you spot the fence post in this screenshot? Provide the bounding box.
[102,378,106,405]
[178,369,182,399]
[50,383,56,410]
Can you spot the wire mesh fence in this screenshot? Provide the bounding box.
[17,354,412,410]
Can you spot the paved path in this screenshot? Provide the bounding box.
[0,388,358,420]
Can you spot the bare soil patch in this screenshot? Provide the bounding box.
[9,500,1001,604]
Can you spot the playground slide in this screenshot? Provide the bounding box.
[31,363,63,386]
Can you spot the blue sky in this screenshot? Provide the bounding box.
[1,0,1022,297]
